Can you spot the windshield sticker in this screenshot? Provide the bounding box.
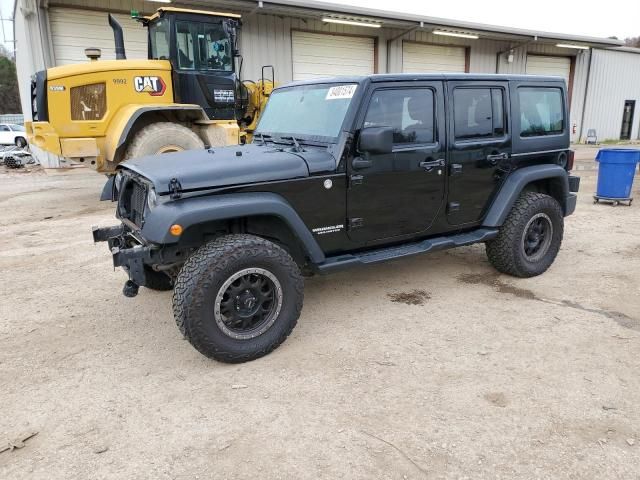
[325,84,357,100]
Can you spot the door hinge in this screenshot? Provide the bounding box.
[348,217,364,229]
[350,174,364,186]
[168,177,182,199]
[450,164,463,175]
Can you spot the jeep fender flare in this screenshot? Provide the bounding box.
[140,192,326,263]
[482,165,571,227]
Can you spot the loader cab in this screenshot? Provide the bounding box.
[143,8,241,121]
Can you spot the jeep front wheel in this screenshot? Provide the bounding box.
[486,192,564,278]
[172,234,304,363]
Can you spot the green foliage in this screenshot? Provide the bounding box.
[0,48,22,114]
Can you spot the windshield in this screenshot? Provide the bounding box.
[9,124,25,131]
[255,83,357,141]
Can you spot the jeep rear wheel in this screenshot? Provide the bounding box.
[486,192,564,278]
[123,122,204,161]
[172,234,304,363]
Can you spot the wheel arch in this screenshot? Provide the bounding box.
[483,165,570,227]
[104,104,209,165]
[141,192,326,265]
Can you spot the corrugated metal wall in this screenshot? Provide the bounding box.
[37,0,611,144]
[581,48,640,142]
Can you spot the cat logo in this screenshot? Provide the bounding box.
[133,76,166,96]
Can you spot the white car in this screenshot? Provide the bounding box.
[0,124,28,147]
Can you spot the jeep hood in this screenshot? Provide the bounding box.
[122,143,336,194]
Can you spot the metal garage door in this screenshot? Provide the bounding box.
[526,55,571,84]
[402,42,466,73]
[49,8,147,65]
[291,31,375,80]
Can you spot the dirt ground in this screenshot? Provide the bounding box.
[1,146,639,479]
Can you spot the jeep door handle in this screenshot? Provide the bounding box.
[486,152,509,165]
[419,159,445,171]
[352,157,373,170]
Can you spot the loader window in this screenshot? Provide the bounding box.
[149,19,170,60]
[175,21,232,72]
[176,21,196,69]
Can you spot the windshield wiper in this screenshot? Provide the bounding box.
[278,135,305,152]
[256,133,272,145]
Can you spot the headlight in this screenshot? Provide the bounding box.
[147,187,158,211]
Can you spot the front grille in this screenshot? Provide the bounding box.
[70,82,106,121]
[119,178,147,227]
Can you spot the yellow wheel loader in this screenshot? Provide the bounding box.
[26,7,273,181]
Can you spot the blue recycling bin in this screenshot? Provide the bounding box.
[594,148,640,205]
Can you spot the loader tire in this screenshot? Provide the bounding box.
[123,122,204,160]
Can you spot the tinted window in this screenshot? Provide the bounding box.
[454,88,492,139]
[364,89,435,145]
[519,87,564,137]
[0,125,9,131]
[491,89,504,136]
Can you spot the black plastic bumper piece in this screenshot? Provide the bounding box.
[111,244,152,286]
[92,224,123,243]
[568,175,580,193]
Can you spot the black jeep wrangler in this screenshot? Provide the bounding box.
[94,74,580,363]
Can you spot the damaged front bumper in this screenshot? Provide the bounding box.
[92,224,154,289]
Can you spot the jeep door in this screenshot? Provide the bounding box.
[446,82,511,225]
[347,82,446,244]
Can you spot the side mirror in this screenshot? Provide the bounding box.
[359,126,393,154]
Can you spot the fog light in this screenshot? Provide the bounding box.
[169,224,183,236]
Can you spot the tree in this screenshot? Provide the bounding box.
[0,45,22,114]
[624,36,640,48]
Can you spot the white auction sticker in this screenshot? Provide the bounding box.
[326,84,357,100]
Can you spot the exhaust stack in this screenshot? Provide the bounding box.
[108,14,127,60]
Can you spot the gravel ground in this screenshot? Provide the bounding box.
[1,146,639,479]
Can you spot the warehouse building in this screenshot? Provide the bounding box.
[12,0,640,157]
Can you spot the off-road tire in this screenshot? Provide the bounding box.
[15,137,27,148]
[123,122,204,160]
[486,192,564,278]
[143,266,173,291]
[172,234,304,363]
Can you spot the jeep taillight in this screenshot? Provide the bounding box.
[566,150,575,171]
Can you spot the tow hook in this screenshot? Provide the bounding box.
[123,280,140,298]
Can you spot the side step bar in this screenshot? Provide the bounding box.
[316,228,498,274]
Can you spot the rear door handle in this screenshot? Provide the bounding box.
[419,159,445,171]
[487,153,509,165]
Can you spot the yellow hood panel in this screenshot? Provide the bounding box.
[47,60,171,80]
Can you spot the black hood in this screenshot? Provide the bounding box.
[122,143,336,194]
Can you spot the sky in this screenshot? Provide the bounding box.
[0,0,638,53]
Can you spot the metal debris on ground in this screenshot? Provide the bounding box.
[0,431,39,454]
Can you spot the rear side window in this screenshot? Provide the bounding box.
[454,88,505,140]
[364,88,435,145]
[518,87,564,137]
